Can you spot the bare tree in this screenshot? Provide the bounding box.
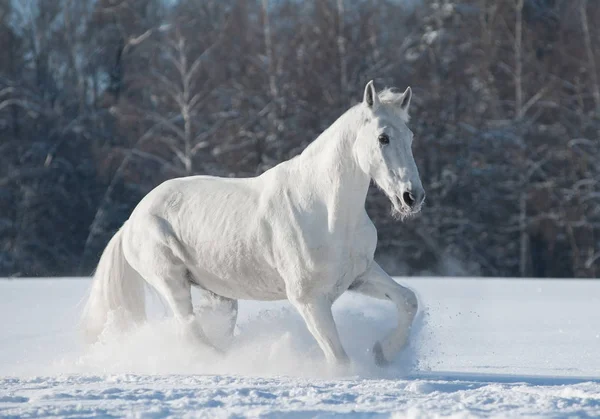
[144,29,224,174]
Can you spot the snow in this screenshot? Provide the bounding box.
[1,278,600,417]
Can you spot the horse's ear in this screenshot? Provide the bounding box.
[399,86,412,111]
[363,80,379,109]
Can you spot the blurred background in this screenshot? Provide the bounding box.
[0,0,598,279]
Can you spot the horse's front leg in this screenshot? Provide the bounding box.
[349,262,419,366]
[289,295,350,365]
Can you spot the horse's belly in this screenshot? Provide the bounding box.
[188,258,286,301]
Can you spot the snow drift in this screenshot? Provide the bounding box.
[1,278,600,417]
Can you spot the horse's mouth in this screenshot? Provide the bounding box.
[390,194,422,219]
[377,182,424,219]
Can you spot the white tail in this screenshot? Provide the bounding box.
[80,226,146,343]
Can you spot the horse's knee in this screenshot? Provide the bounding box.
[196,292,238,323]
[194,290,238,349]
[391,286,417,320]
[403,288,418,316]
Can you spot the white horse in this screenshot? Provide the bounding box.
[81,80,425,366]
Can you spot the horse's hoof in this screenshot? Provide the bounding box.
[373,341,390,367]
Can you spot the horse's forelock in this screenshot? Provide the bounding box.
[378,88,410,122]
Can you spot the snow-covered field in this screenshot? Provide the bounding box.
[1,278,599,418]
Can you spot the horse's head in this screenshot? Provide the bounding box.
[354,80,425,218]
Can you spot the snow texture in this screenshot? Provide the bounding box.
[1,278,600,418]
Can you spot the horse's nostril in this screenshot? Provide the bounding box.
[402,191,415,208]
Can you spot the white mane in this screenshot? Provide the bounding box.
[298,104,367,160]
[300,87,409,161]
[378,88,411,122]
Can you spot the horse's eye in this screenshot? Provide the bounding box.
[378,134,390,145]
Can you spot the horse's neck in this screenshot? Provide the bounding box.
[295,106,371,229]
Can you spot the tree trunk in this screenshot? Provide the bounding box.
[514,0,524,120]
[580,0,600,114]
[336,0,348,102]
[519,192,529,277]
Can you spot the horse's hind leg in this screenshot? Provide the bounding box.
[145,268,218,351]
[348,262,418,366]
[124,217,218,352]
[193,288,238,351]
[159,275,213,346]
